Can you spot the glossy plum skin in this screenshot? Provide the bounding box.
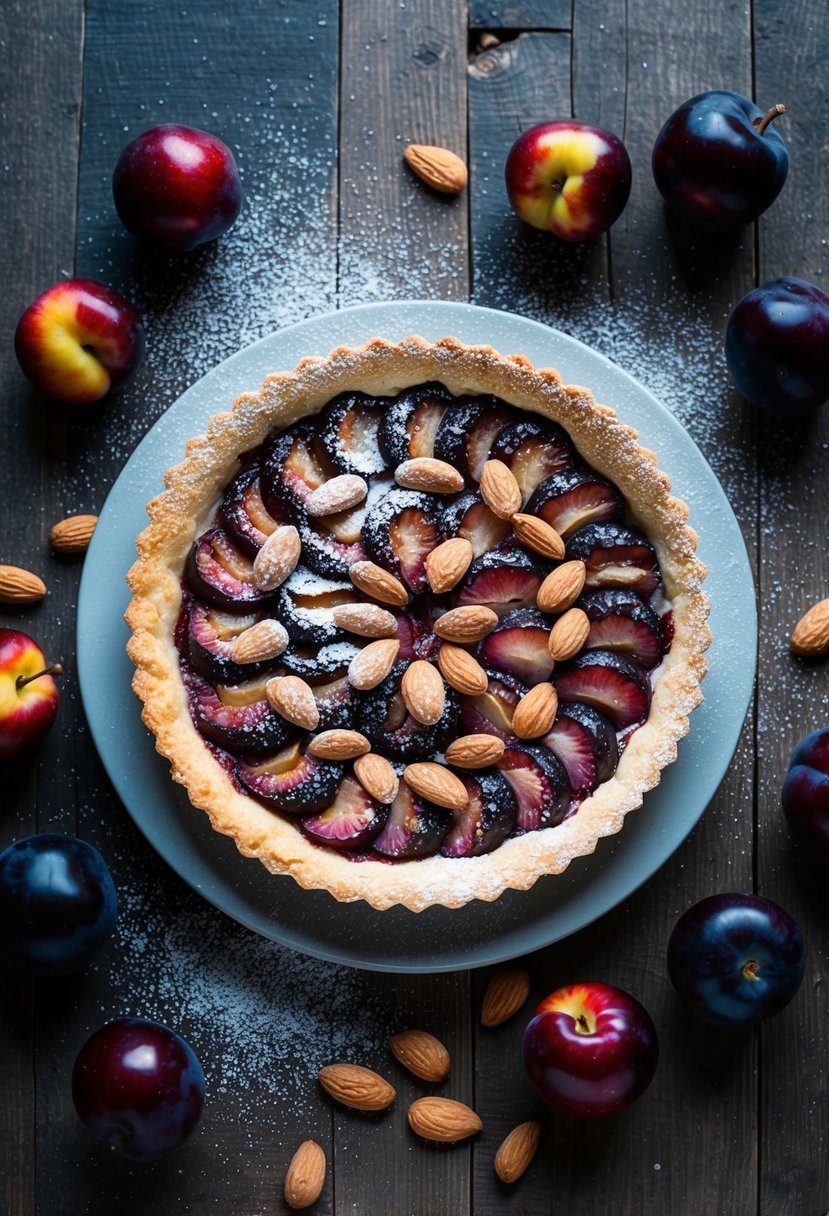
[0,834,117,975]
[72,1018,205,1161]
[782,728,829,853]
[523,982,658,1117]
[113,124,242,251]
[725,278,829,415]
[667,893,805,1026]
[652,91,788,231]
[0,629,61,760]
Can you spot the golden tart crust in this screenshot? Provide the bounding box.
[126,335,710,911]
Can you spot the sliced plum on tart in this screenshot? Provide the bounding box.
[275,569,359,646]
[280,640,362,680]
[220,458,282,557]
[458,670,528,740]
[441,491,511,558]
[565,523,661,598]
[237,740,345,815]
[554,649,652,732]
[356,660,459,759]
[440,770,518,858]
[187,600,269,684]
[477,608,555,685]
[526,467,625,538]
[490,417,574,504]
[320,392,389,477]
[498,743,571,832]
[372,779,452,860]
[378,382,452,465]
[300,776,387,851]
[454,550,545,616]
[542,703,619,797]
[433,398,515,483]
[185,527,273,613]
[183,668,295,753]
[261,423,330,521]
[362,486,442,594]
[579,588,665,669]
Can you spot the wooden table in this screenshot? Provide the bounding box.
[2,2,827,1212]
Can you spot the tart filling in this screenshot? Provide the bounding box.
[126,336,710,911]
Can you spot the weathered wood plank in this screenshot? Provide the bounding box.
[469,2,571,29]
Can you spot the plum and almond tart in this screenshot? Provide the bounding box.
[126,336,710,911]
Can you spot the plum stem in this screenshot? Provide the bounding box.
[754,104,786,136]
[742,959,760,982]
[16,662,63,690]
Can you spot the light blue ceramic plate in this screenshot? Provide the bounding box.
[77,301,755,973]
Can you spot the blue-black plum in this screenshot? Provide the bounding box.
[652,91,788,231]
[726,278,829,416]
[72,1018,205,1161]
[0,834,117,975]
[782,727,829,853]
[667,893,805,1026]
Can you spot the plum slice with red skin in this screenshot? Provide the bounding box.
[461,401,517,482]
[458,670,528,740]
[542,702,619,796]
[183,667,294,753]
[455,550,545,616]
[320,393,388,476]
[260,424,330,522]
[362,487,442,593]
[579,588,664,669]
[432,398,515,483]
[477,607,555,685]
[372,779,452,859]
[378,382,453,465]
[355,660,459,760]
[220,458,281,557]
[441,492,510,558]
[301,776,387,851]
[185,527,272,613]
[296,517,367,580]
[566,523,661,599]
[187,600,271,684]
[490,418,575,504]
[499,743,571,832]
[237,743,345,815]
[440,770,517,858]
[554,649,651,731]
[526,468,625,538]
[394,606,440,662]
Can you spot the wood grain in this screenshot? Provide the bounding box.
[468,2,571,29]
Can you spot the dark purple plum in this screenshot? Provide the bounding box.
[320,393,388,476]
[667,893,805,1026]
[498,744,571,832]
[725,278,829,416]
[183,667,294,753]
[362,487,442,593]
[185,527,272,613]
[219,457,281,557]
[566,523,661,599]
[580,588,664,669]
[355,661,458,759]
[526,467,624,538]
[275,570,358,646]
[455,549,545,616]
[372,779,451,859]
[554,649,651,731]
[301,776,387,850]
[280,641,361,680]
[440,770,517,857]
[781,727,829,854]
[187,600,270,684]
[458,670,528,740]
[543,702,618,795]
[72,1018,205,1161]
[433,398,514,482]
[490,417,574,503]
[260,424,330,521]
[378,382,452,465]
[394,606,440,662]
[0,834,117,976]
[477,608,554,685]
[312,673,353,731]
[441,491,511,558]
[237,743,344,815]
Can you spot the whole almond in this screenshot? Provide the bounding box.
[537,560,586,614]
[395,457,464,494]
[426,537,474,594]
[305,473,367,517]
[403,762,468,811]
[494,1121,543,1184]
[307,729,371,760]
[354,753,400,804]
[333,602,398,638]
[512,683,558,739]
[408,1096,482,1142]
[229,618,289,664]
[347,638,400,690]
[318,1063,395,1111]
[404,143,468,194]
[0,565,47,604]
[433,605,498,644]
[389,1029,450,1082]
[480,460,522,519]
[266,675,320,730]
[547,607,590,661]
[511,513,565,560]
[791,598,829,658]
[481,968,531,1027]
[401,660,445,725]
[50,513,98,555]
[437,643,489,695]
[252,525,301,591]
[445,734,505,768]
[284,1140,326,1210]
[349,560,409,607]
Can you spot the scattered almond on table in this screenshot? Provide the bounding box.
[318,1063,396,1111]
[0,564,46,604]
[407,1096,482,1142]
[50,513,98,555]
[494,1120,543,1183]
[791,598,829,658]
[389,1029,450,1082]
[284,1139,326,1210]
[481,969,531,1027]
[403,144,468,194]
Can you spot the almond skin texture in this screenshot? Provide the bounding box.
[333,602,398,638]
[408,1096,482,1142]
[401,659,445,725]
[50,513,98,555]
[395,457,464,494]
[305,473,367,517]
[480,460,522,519]
[251,525,301,592]
[404,143,468,194]
[433,605,498,644]
[426,537,474,594]
[791,598,829,658]
[537,560,587,614]
[284,1140,326,1210]
[437,643,489,695]
[265,676,320,730]
[404,762,469,811]
[511,513,565,560]
[318,1063,396,1111]
[481,969,531,1027]
[494,1121,543,1184]
[0,566,46,604]
[512,683,558,739]
[445,734,505,768]
[547,607,590,661]
[347,638,400,690]
[389,1029,450,1082]
[229,618,289,664]
[349,560,409,607]
[354,753,400,804]
[307,729,371,760]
